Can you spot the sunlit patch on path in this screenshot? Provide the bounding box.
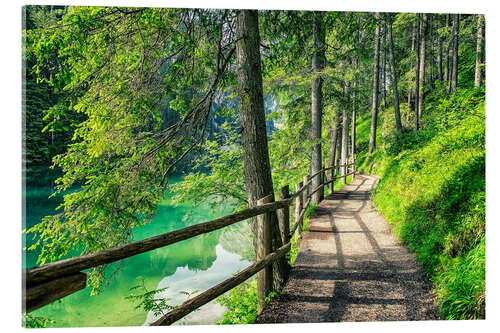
[255,174,438,323]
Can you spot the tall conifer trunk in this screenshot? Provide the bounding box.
[310,11,325,204]
[369,12,381,153]
[474,14,484,88]
[329,115,340,188]
[408,22,417,107]
[235,9,275,305]
[387,14,402,134]
[429,15,435,91]
[381,22,387,109]
[341,83,349,184]
[451,14,459,92]
[418,14,427,121]
[437,15,443,81]
[444,14,450,84]
[236,9,273,220]
[414,14,421,131]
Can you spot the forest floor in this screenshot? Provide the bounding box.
[254,174,439,323]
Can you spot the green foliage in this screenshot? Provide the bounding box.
[216,277,277,325]
[436,237,485,319]
[125,277,176,318]
[216,278,258,324]
[125,276,201,322]
[302,203,318,232]
[287,236,301,266]
[22,313,55,328]
[287,203,318,265]
[171,120,247,212]
[356,88,485,319]
[23,6,73,166]
[24,7,237,292]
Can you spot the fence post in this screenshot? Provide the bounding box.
[294,181,303,242]
[323,170,328,197]
[343,159,347,185]
[352,156,356,180]
[256,194,273,314]
[301,175,310,236]
[329,164,334,193]
[274,185,291,290]
[304,175,310,203]
[277,185,290,246]
[319,165,324,202]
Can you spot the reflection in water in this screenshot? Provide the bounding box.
[144,245,251,326]
[24,168,253,327]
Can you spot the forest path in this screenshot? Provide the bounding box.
[254,174,439,323]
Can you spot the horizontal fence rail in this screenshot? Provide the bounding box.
[24,159,356,323]
[25,200,290,286]
[151,243,291,326]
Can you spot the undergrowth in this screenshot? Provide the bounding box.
[356,86,485,319]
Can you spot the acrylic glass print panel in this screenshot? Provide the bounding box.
[22,3,485,328]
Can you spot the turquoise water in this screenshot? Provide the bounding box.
[23,168,253,327]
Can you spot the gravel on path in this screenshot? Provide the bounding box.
[254,174,439,323]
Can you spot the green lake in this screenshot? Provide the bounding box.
[23,167,253,327]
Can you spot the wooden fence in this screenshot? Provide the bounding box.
[23,162,355,325]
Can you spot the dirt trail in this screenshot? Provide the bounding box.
[254,174,439,323]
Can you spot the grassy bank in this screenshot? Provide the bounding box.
[356,87,485,319]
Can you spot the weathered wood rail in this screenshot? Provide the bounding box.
[23,161,355,325]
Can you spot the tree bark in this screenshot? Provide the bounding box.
[274,186,290,291]
[408,22,417,107]
[474,14,485,88]
[429,14,435,91]
[336,123,342,175]
[341,83,349,184]
[414,14,421,131]
[450,14,459,92]
[418,14,427,121]
[235,9,275,303]
[310,11,325,205]
[369,12,381,153]
[387,14,402,134]
[381,21,387,109]
[444,14,450,83]
[351,80,357,173]
[328,114,340,190]
[437,15,443,81]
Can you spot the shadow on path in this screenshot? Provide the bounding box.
[254,174,438,323]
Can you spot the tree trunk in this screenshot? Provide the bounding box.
[451,14,459,92]
[408,22,417,107]
[475,14,485,88]
[381,22,387,109]
[414,14,421,131]
[341,83,349,184]
[387,14,402,134]
[235,9,275,308]
[328,114,340,190]
[429,15,435,91]
[310,11,325,205]
[336,124,342,175]
[351,80,357,174]
[444,14,450,83]
[437,15,443,81]
[369,12,381,153]
[418,14,427,121]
